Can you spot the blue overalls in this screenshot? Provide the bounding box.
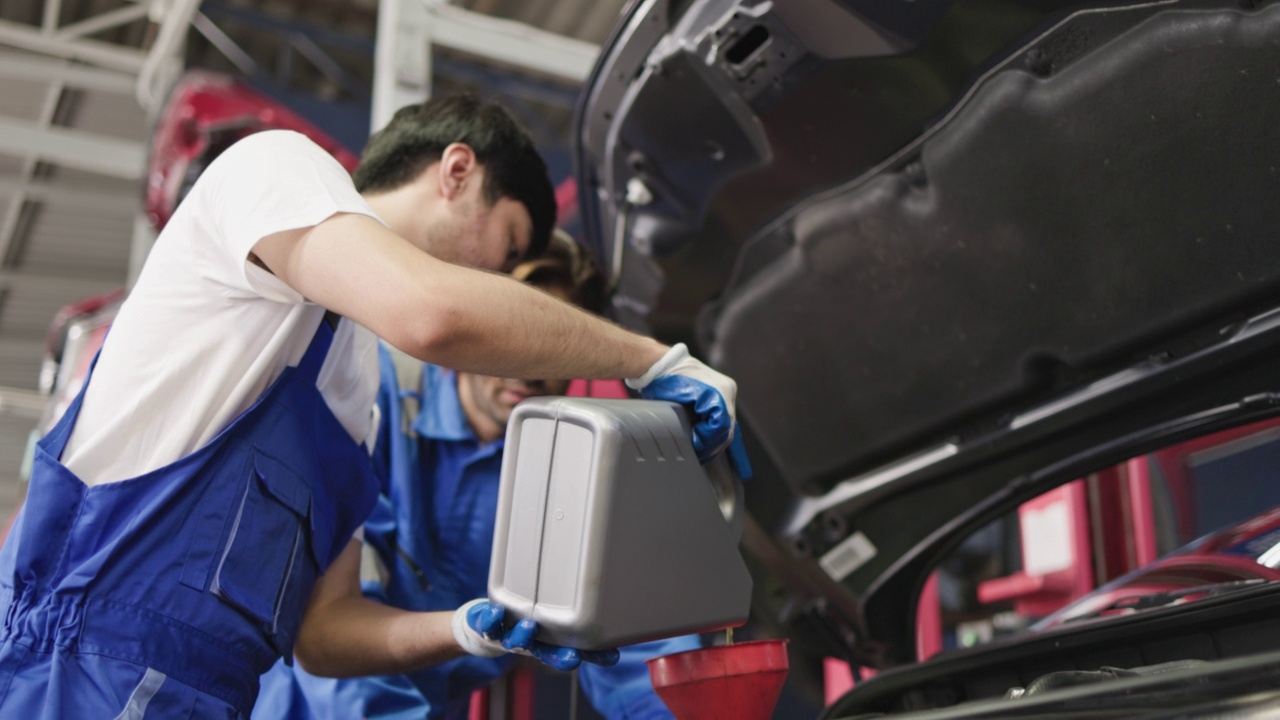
[0,316,379,718]
[252,349,696,719]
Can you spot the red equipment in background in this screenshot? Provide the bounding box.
[823,416,1280,707]
[145,69,359,232]
[36,289,125,435]
[976,481,1095,616]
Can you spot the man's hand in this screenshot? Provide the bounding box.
[452,600,620,672]
[626,344,753,478]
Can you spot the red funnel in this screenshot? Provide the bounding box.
[647,639,789,720]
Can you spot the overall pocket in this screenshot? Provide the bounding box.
[209,450,323,653]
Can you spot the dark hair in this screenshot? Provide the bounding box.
[511,230,607,314]
[354,94,556,259]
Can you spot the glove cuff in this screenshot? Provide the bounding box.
[452,599,504,658]
[626,343,689,390]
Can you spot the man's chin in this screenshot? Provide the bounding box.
[499,390,533,407]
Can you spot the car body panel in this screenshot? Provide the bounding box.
[574,0,1280,694]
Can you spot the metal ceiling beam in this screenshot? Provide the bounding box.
[373,0,432,131]
[0,177,138,215]
[423,1,599,83]
[190,12,258,76]
[0,17,146,74]
[373,0,600,131]
[0,268,123,294]
[0,0,200,109]
[0,339,46,359]
[128,212,155,288]
[135,0,202,109]
[0,73,63,277]
[0,115,144,180]
[0,53,135,94]
[42,0,62,33]
[200,2,375,55]
[0,385,44,420]
[55,4,149,41]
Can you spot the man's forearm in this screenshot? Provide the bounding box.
[258,214,668,381]
[293,539,467,678]
[293,595,463,678]
[412,265,667,381]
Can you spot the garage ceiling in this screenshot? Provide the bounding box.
[0,0,624,525]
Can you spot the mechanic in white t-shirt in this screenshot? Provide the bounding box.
[0,95,744,718]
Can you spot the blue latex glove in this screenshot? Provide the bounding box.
[725,431,753,480]
[627,344,753,478]
[452,599,620,672]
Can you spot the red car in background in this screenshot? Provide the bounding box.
[144,69,359,232]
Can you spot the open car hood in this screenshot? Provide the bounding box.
[574,0,1280,665]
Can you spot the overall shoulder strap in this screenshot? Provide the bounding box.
[297,310,340,379]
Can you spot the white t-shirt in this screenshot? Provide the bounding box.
[62,130,382,486]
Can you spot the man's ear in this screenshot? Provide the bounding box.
[438,143,479,201]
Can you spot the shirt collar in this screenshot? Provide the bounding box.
[413,365,476,442]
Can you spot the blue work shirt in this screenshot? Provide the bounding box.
[253,347,695,719]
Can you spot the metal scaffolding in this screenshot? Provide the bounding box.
[0,0,607,491]
[371,0,600,131]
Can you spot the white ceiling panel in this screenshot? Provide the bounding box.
[0,415,35,520]
[21,205,133,275]
[0,273,120,336]
[0,344,43,390]
[49,165,141,186]
[0,76,53,121]
[72,88,148,140]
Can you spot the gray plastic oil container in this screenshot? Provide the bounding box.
[489,397,752,651]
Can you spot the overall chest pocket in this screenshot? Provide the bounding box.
[196,447,329,655]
